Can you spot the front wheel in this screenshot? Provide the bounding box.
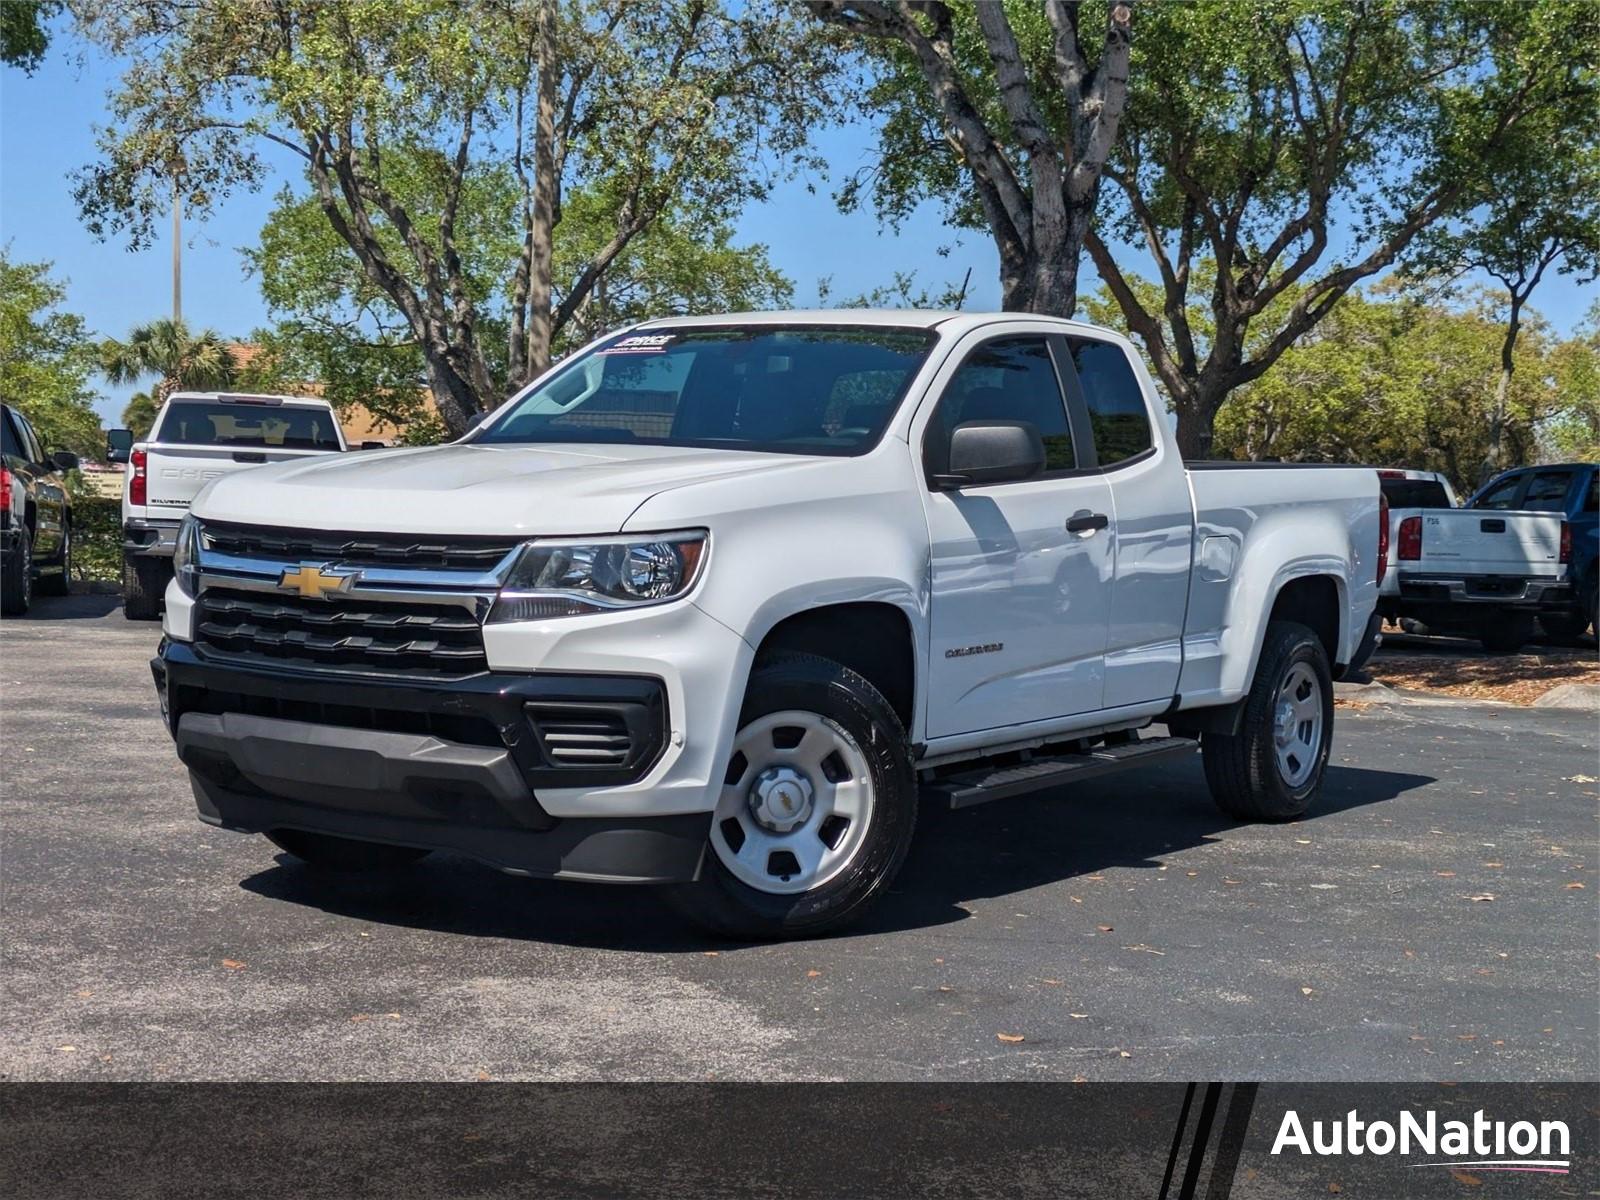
[665,654,917,939]
[37,522,71,596]
[1,527,33,615]
[1202,621,1333,822]
[266,829,431,872]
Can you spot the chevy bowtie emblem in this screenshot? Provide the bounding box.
[278,564,355,600]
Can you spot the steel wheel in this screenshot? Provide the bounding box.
[709,709,876,896]
[1272,661,1323,788]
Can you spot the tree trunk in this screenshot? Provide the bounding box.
[424,355,482,439]
[997,202,1089,316]
[524,0,561,379]
[1174,396,1217,460]
[1482,293,1523,485]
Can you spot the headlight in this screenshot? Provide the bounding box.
[173,515,201,598]
[488,530,708,622]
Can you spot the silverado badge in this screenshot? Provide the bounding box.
[278,564,355,600]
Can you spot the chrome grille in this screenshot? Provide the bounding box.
[195,587,488,678]
[203,522,519,572]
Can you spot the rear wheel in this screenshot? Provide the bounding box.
[665,654,917,939]
[266,829,431,872]
[1,527,33,616]
[1479,614,1534,654]
[37,522,71,596]
[1202,621,1333,822]
[122,552,166,620]
[1539,610,1592,642]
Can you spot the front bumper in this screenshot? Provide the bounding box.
[124,518,181,558]
[154,641,712,883]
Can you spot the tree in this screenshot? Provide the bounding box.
[120,391,159,439]
[809,0,1132,317]
[1545,302,1600,463]
[1405,125,1600,482]
[238,164,794,437]
[1,1,60,73]
[100,319,238,408]
[0,252,103,457]
[74,0,844,436]
[1082,0,1600,457]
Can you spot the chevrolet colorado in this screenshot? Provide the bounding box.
[153,312,1382,937]
[108,391,348,619]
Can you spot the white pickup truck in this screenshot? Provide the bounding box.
[108,392,348,619]
[153,312,1382,938]
[1384,465,1574,652]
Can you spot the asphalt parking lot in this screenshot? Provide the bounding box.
[3,595,1596,1082]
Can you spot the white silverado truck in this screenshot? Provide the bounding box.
[108,391,348,619]
[153,312,1382,937]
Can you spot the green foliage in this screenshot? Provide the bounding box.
[1544,303,1600,462]
[121,391,158,438]
[99,318,238,411]
[1,0,60,73]
[70,496,122,583]
[74,0,846,433]
[1193,285,1592,490]
[0,251,104,458]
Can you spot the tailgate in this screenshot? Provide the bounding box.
[1417,509,1564,573]
[144,445,332,514]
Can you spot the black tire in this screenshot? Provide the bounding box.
[1201,621,1333,822]
[266,829,431,872]
[122,552,166,620]
[1538,610,1591,642]
[665,653,917,940]
[1,527,33,616]
[1479,614,1534,654]
[37,519,71,596]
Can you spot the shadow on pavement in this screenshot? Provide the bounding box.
[13,593,125,620]
[237,755,1434,952]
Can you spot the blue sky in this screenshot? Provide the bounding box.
[2,23,1595,427]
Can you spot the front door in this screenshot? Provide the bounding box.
[919,334,1115,739]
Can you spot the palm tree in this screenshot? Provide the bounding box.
[100,318,238,407]
[121,391,159,439]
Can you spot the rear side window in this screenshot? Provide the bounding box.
[1586,475,1598,513]
[1,411,24,460]
[924,337,1075,475]
[1472,475,1524,510]
[1068,338,1154,466]
[156,402,342,450]
[1521,470,1572,512]
[1379,479,1453,508]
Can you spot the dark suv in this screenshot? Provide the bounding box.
[1,404,78,615]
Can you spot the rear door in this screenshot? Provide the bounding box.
[1061,334,1192,708]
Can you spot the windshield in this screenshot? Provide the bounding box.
[476,325,938,455]
[155,401,343,451]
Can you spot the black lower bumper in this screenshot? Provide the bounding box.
[154,642,705,884]
[124,517,181,558]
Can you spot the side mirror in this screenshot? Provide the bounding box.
[933,420,1046,489]
[106,428,134,464]
[50,450,80,472]
[465,410,492,432]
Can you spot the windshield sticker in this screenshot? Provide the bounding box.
[600,334,675,355]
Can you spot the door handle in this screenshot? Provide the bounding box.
[1066,511,1109,534]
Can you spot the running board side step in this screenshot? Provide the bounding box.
[923,736,1199,810]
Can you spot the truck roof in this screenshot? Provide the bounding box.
[162,391,336,409]
[633,308,1119,339]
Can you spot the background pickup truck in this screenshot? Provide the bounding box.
[1,402,79,615]
[1386,462,1597,651]
[154,311,1381,938]
[107,392,348,619]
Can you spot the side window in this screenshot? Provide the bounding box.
[1068,338,1154,466]
[1521,470,1572,512]
[0,412,22,461]
[925,337,1075,476]
[17,414,43,463]
[1473,475,1525,510]
[1585,475,1598,514]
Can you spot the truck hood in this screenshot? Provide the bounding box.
[191,442,801,536]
